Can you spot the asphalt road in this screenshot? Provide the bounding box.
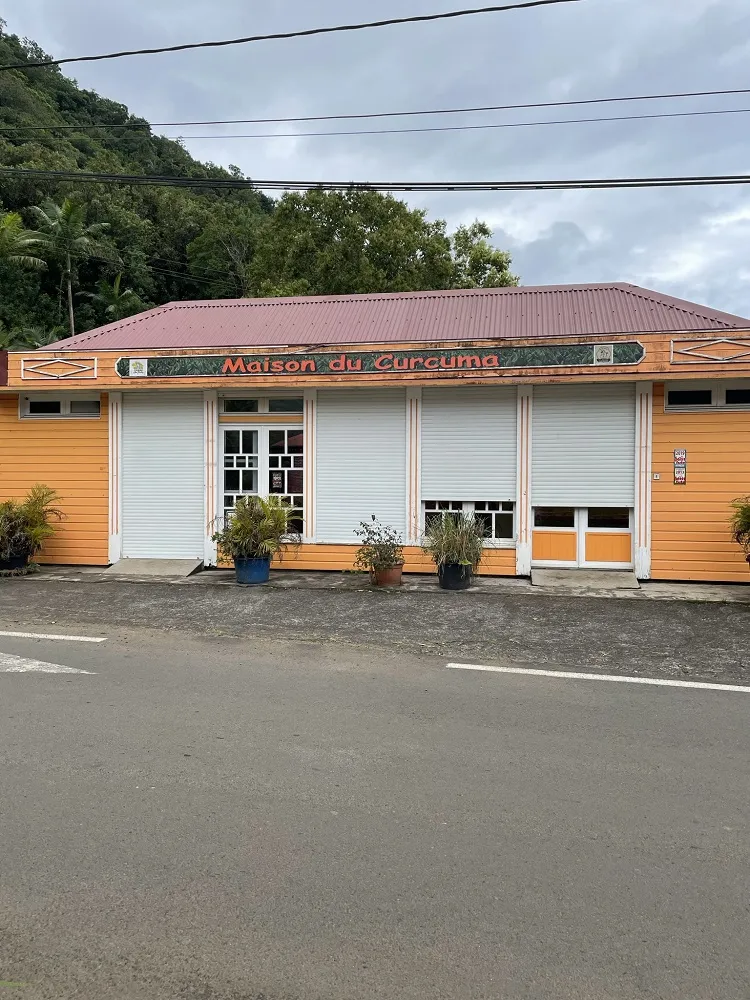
[1,617,748,1000]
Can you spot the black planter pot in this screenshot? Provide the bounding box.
[438,562,472,591]
[0,554,29,571]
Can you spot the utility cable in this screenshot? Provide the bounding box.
[3,165,750,192]
[4,86,750,132]
[0,1,584,71]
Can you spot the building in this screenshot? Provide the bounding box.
[2,282,750,582]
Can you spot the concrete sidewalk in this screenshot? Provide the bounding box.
[23,563,750,604]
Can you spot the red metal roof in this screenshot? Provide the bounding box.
[45,283,750,352]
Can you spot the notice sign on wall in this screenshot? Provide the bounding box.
[116,342,645,379]
[674,448,687,485]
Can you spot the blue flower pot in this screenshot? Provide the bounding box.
[235,556,271,585]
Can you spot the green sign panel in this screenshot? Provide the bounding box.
[117,343,644,379]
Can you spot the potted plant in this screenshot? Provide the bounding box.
[354,515,405,586]
[730,496,750,566]
[0,484,64,573]
[423,511,485,590]
[212,495,300,585]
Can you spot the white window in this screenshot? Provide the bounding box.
[665,381,750,410]
[423,500,515,541]
[21,394,101,418]
[221,396,304,414]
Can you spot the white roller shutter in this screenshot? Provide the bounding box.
[532,383,635,506]
[121,392,205,559]
[421,386,517,500]
[316,389,407,542]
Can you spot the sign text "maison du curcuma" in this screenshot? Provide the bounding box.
[117,343,645,379]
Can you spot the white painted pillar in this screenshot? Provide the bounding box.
[108,391,123,564]
[303,389,317,542]
[406,387,422,544]
[516,386,533,576]
[634,383,653,579]
[203,390,219,565]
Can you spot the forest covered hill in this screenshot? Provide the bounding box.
[0,20,517,345]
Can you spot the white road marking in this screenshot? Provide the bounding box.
[0,630,106,643]
[446,663,750,694]
[0,652,95,674]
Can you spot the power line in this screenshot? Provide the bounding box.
[0,1,583,72]
[117,106,750,140]
[3,165,750,192]
[4,86,750,132]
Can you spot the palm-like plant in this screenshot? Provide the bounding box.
[31,198,116,337]
[0,211,46,270]
[83,273,144,321]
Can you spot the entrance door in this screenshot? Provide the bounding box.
[532,507,633,568]
[221,425,304,533]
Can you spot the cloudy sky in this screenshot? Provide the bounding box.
[5,0,750,314]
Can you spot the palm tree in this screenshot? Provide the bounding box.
[0,212,46,270]
[31,198,116,338]
[83,273,144,322]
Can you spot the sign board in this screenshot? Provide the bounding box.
[115,342,645,379]
[674,466,687,485]
[674,449,687,466]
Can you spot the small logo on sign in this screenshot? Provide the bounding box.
[593,344,614,366]
[129,359,148,377]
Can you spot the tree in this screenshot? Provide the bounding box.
[450,221,518,288]
[187,205,264,298]
[0,211,46,270]
[31,198,116,337]
[248,190,456,297]
[82,274,145,322]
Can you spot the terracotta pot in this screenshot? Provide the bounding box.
[371,563,404,587]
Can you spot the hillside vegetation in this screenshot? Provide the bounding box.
[0,20,517,345]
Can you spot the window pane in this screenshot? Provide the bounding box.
[725,388,750,406]
[241,430,258,454]
[224,495,235,510]
[534,507,575,528]
[475,512,493,537]
[224,470,240,492]
[269,430,286,453]
[224,430,240,454]
[223,399,258,413]
[495,512,514,538]
[28,400,62,415]
[242,470,258,492]
[287,430,304,455]
[281,455,293,468]
[588,507,630,529]
[70,399,100,415]
[293,456,304,468]
[667,389,712,407]
[268,397,303,413]
[287,470,304,494]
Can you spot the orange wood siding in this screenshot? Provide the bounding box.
[584,532,632,564]
[532,531,577,562]
[0,395,109,565]
[271,544,516,576]
[651,383,750,582]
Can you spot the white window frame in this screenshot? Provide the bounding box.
[20,392,102,419]
[219,393,305,415]
[220,422,305,532]
[664,380,750,412]
[531,507,634,569]
[421,499,516,548]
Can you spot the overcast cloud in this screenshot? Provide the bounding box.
[5,0,750,314]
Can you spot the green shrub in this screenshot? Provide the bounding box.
[422,511,484,569]
[353,516,404,573]
[212,495,300,562]
[0,484,63,561]
[730,496,750,554]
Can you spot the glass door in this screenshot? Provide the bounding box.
[222,426,304,534]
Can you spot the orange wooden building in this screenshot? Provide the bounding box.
[2,282,750,582]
